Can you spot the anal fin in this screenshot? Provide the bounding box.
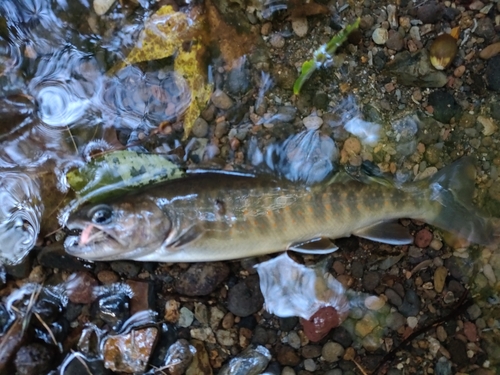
[353,221,413,245]
[287,237,339,254]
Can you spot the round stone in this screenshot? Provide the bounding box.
[372,28,388,45]
[321,341,344,362]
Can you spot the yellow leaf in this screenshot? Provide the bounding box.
[174,46,213,139]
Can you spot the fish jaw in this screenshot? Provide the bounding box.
[64,219,131,260]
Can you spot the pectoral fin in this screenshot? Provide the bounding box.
[170,225,203,248]
[353,221,413,245]
[288,237,339,254]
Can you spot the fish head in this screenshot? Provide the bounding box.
[64,197,171,261]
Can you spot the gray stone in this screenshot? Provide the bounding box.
[322,341,344,362]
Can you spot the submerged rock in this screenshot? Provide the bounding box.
[103,327,158,373]
[175,262,229,296]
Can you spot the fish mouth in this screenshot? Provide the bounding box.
[65,221,123,253]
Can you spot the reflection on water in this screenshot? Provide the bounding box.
[29,46,102,127]
[100,66,191,130]
[0,170,42,264]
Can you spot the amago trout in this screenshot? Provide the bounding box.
[64,157,497,262]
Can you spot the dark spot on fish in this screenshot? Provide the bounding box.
[130,165,147,177]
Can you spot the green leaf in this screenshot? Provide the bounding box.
[65,151,186,210]
[293,59,317,95]
[293,18,360,95]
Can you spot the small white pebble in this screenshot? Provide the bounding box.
[407,316,418,329]
[303,115,323,130]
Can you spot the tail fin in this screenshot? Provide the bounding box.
[427,157,496,246]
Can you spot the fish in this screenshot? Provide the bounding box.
[64,157,498,262]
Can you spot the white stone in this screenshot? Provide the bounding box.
[292,18,308,37]
[372,28,388,45]
[93,0,115,15]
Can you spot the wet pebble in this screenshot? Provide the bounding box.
[162,339,194,375]
[179,307,194,328]
[103,327,158,373]
[186,339,212,375]
[127,280,154,314]
[211,89,234,109]
[270,33,285,48]
[386,312,405,331]
[372,28,388,45]
[93,290,131,331]
[428,91,460,124]
[97,270,119,284]
[276,344,301,366]
[330,326,353,347]
[65,271,98,304]
[399,289,421,317]
[435,356,452,375]
[355,313,378,337]
[279,317,298,332]
[227,275,264,317]
[14,343,52,375]
[362,272,380,292]
[436,326,447,342]
[301,306,341,342]
[110,261,140,278]
[434,266,448,293]
[463,321,478,342]
[447,338,468,368]
[219,346,271,375]
[480,42,500,60]
[467,304,482,320]
[364,296,385,311]
[385,288,403,307]
[292,18,308,38]
[216,329,236,346]
[386,31,404,51]
[287,331,301,349]
[302,115,323,130]
[321,341,344,362]
[414,228,432,248]
[416,2,443,23]
[485,56,500,92]
[301,345,322,358]
[175,262,229,296]
[190,327,216,344]
[192,117,209,138]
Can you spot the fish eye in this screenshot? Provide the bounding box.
[89,205,113,225]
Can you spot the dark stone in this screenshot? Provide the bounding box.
[127,280,155,314]
[428,90,460,124]
[252,325,269,345]
[60,356,111,375]
[351,260,364,279]
[65,302,83,322]
[92,292,131,332]
[5,255,32,279]
[398,289,421,317]
[442,6,460,21]
[263,361,281,375]
[225,61,250,95]
[14,343,52,375]
[435,357,452,375]
[416,1,444,24]
[330,326,353,347]
[474,17,495,41]
[447,338,468,368]
[238,315,257,330]
[486,56,500,92]
[37,243,88,271]
[385,288,403,307]
[313,92,329,110]
[362,271,380,292]
[386,31,404,51]
[301,345,322,358]
[149,323,179,369]
[175,262,229,296]
[444,257,464,280]
[447,279,465,296]
[227,275,264,317]
[279,317,298,332]
[490,102,500,120]
[110,261,140,278]
[373,50,387,70]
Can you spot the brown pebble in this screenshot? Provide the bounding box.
[103,327,158,373]
[165,300,180,323]
[479,42,500,59]
[414,228,433,248]
[127,280,153,314]
[221,312,234,329]
[301,345,322,358]
[276,344,301,366]
[343,346,356,361]
[97,270,119,284]
[454,65,466,78]
[342,137,362,155]
[66,271,98,304]
[463,321,478,342]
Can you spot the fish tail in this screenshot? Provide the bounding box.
[426,157,496,246]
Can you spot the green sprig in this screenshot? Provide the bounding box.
[293,18,361,95]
